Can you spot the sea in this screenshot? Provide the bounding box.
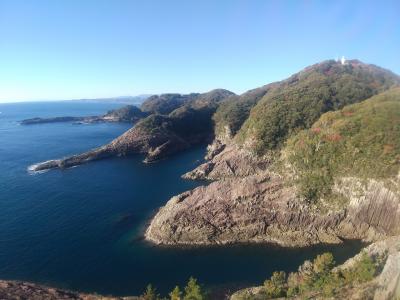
[0,101,364,297]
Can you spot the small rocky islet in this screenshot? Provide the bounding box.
[19,59,400,299]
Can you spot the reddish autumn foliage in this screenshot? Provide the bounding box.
[311,127,322,133]
[325,133,342,142]
[342,111,354,117]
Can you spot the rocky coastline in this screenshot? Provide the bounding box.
[145,142,400,247]
[21,61,400,299]
[0,280,139,300]
[21,105,147,125]
[230,235,400,300]
[28,89,234,171]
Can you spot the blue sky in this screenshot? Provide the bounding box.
[0,0,399,102]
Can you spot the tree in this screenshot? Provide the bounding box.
[169,285,182,300]
[183,277,204,300]
[263,271,286,298]
[311,253,336,292]
[142,284,159,300]
[313,253,335,275]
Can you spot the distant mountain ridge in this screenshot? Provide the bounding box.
[69,95,152,105]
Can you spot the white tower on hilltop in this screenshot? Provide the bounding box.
[341,56,346,65]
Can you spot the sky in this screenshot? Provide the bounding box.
[0,0,399,102]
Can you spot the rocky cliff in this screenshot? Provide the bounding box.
[146,172,400,246]
[146,87,400,246]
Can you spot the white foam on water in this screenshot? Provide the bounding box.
[27,162,51,175]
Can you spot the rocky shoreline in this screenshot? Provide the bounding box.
[230,235,400,300]
[21,105,147,125]
[0,280,138,300]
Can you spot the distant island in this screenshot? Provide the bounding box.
[23,59,400,299]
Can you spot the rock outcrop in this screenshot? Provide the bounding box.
[146,174,347,246]
[0,280,139,300]
[182,141,269,180]
[147,166,400,246]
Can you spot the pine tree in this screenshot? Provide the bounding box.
[142,284,159,300]
[169,285,182,300]
[183,277,204,300]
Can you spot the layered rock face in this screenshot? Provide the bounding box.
[145,174,347,246]
[182,141,269,180]
[146,143,400,246]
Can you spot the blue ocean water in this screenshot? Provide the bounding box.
[0,101,364,296]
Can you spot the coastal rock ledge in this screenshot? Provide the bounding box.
[145,173,400,247]
[0,280,139,300]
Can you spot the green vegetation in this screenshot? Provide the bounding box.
[140,89,234,115]
[169,286,182,300]
[141,93,199,115]
[183,277,205,300]
[136,90,235,145]
[236,60,399,154]
[247,251,383,299]
[141,284,160,300]
[283,87,400,203]
[141,277,205,300]
[137,251,384,300]
[105,105,148,122]
[263,271,286,298]
[341,252,377,284]
[213,84,273,137]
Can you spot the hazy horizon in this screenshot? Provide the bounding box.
[1,0,399,103]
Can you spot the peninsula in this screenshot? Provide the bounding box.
[26,60,400,299]
[21,105,147,125]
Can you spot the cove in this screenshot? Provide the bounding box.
[0,102,365,296]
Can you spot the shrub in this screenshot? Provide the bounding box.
[342,252,377,284]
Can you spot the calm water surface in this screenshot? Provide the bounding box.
[0,101,364,296]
